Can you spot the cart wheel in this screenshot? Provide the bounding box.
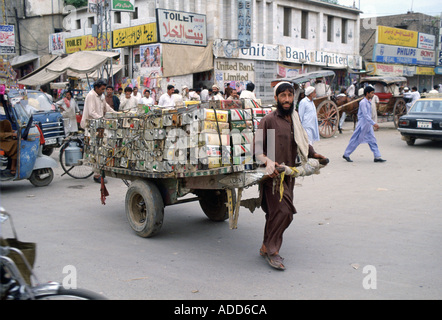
[196,189,233,222]
[125,180,164,238]
[317,100,339,138]
[393,98,407,128]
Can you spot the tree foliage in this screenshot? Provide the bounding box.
[64,0,88,8]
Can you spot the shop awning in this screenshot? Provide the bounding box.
[46,50,120,74]
[162,41,213,77]
[68,64,123,80]
[17,56,62,87]
[10,53,39,68]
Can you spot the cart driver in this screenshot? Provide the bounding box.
[314,79,330,97]
[0,119,18,175]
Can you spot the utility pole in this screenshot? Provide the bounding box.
[95,0,113,85]
[14,7,21,55]
[96,0,111,51]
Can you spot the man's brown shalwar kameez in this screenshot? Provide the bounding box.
[256,109,315,256]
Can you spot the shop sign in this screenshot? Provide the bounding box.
[377,26,418,48]
[0,25,15,54]
[65,34,101,54]
[438,50,442,66]
[366,62,404,76]
[439,28,442,51]
[213,40,281,61]
[418,33,435,50]
[277,63,302,78]
[237,0,252,48]
[434,66,442,75]
[156,9,206,46]
[416,67,435,75]
[214,58,255,90]
[283,46,351,68]
[111,0,135,12]
[113,23,157,48]
[403,65,416,77]
[49,33,65,54]
[373,44,436,66]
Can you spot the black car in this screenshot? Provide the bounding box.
[397,97,442,145]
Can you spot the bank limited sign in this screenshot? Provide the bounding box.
[373,43,436,66]
[213,40,361,69]
[283,46,360,68]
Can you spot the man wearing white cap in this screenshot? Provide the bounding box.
[298,86,320,144]
[211,84,223,100]
[255,81,327,270]
[181,85,190,101]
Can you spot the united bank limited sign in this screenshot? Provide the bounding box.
[213,40,361,69]
[283,46,361,68]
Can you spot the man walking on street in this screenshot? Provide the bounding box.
[255,81,327,270]
[298,86,320,145]
[342,86,386,163]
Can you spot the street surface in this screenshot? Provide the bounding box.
[1,121,441,300]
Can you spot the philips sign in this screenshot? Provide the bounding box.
[373,44,436,66]
[418,33,435,50]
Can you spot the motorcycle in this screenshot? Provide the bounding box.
[0,94,57,187]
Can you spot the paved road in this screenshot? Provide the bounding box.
[1,121,441,300]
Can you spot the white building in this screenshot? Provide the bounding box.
[57,0,362,101]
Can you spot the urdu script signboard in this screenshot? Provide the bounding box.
[156,9,207,46]
[376,26,418,48]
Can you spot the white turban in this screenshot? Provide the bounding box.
[305,86,315,96]
[212,84,219,89]
[273,81,292,96]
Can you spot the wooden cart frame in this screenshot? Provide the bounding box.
[93,163,268,238]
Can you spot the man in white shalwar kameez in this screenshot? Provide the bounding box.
[298,86,320,145]
[342,86,386,163]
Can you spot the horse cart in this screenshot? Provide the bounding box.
[359,76,408,128]
[271,70,341,138]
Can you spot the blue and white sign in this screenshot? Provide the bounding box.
[435,66,442,75]
[373,44,436,66]
[0,25,15,54]
[237,0,252,48]
[438,50,442,66]
[418,33,435,50]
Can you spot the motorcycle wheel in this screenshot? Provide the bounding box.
[29,168,54,187]
[35,287,107,300]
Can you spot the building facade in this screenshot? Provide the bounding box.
[5,0,362,103]
[2,0,64,79]
[360,12,441,91]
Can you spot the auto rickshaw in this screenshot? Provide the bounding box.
[0,93,57,187]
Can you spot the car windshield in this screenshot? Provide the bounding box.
[409,100,442,113]
[25,91,53,112]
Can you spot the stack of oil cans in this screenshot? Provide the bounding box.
[83,100,275,174]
